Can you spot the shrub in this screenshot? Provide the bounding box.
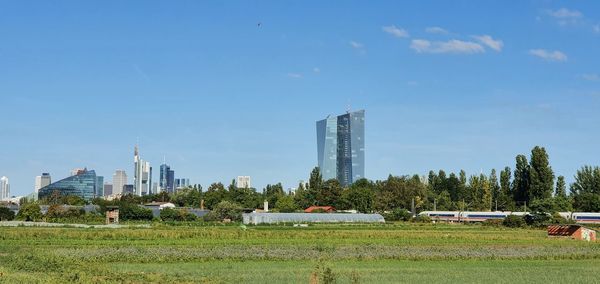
[503,214,525,228]
[384,208,412,221]
[160,208,180,221]
[119,205,153,221]
[0,206,15,221]
[16,203,43,221]
[482,219,503,227]
[207,201,243,221]
[524,212,553,228]
[412,215,432,223]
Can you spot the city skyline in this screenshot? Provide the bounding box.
[1,2,600,196]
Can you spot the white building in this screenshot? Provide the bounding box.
[237,176,251,188]
[34,173,52,193]
[133,145,152,196]
[0,176,10,200]
[112,170,127,195]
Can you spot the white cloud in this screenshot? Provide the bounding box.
[349,41,364,49]
[410,39,484,54]
[547,8,582,19]
[472,35,503,52]
[382,25,409,38]
[581,73,600,81]
[313,67,320,73]
[425,27,448,34]
[529,49,568,62]
[287,73,302,79]
[546,8,583,26]
[594,24,600,33]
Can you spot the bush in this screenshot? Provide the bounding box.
[16,203,43,221]
[524,212,553,228]
[207,201,243,222]
[0,207,15,221]
[502,215,526,228]
[119,205,153,221]
[482,219,503,227]
[384,208,413,221]
[412,215,432,223]
[160,208,197,222]
[46,205,84,219]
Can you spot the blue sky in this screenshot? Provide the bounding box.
[1,1,599,196]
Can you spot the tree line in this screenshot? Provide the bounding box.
[82,145,600,214]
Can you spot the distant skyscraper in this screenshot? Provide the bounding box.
[316,109,365,187]
[104,183,113,196]
[123,184,134,195]
[38,169,98,200]
[159,164,175,193]
[0,176,10,200]
[175,178,190,190]
[133,145,151,196]
[112,170,127,195]
[237,176,251,188]
[35,173,52,193]
[96,176,104,197]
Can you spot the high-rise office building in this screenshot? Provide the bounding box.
[316,110,365,187]
[35,173,52,193]
[103,183,113,196]
[112,170,127,195]
[0,176,10,200]
[96,176,104,197]
[159,164,175,193]
[175,178,190,190]
[133,145,151,196]
[38,169,99,200]
[237,176,251,188]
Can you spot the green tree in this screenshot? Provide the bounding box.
[555,176,567,198]
[513,154,530,205]
[293,182,313,209]
[489,169,500,209]
[0,207,15,221]
[570,166,600,211]
[16,203,43,221]
[529,146,554,201]
[204,182,228,210]
[343,178,375,213]
[317,179,343,207]
[208,201,243,221]
[275,195,297,212]
[308,167,323,204]
[497,167,514,210]
[264,183,285,208]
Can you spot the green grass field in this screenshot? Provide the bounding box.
[0,223,599,283]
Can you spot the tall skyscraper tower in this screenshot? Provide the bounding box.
[35,173,52,193]
[159,163,175,193]
[0,176,9,200]
[133,145,151,196]
[316,109,365,187]
[112,170,127,195]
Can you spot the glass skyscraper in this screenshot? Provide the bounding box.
[38,169,101,200]
[316,110,365,187]
[160,164,175,193]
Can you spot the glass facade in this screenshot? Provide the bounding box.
[38,169,99,201]
[160,164,175,193]
[316,110,365,187]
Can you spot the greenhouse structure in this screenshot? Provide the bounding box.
[242,212,385,225]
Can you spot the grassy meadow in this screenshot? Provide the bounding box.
[0,223,599,283]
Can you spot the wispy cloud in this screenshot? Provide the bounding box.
[349,40,366,54]
[382,25,409,38]
[472,35,503,51]
[349,41,364,49]
[529,49,568,62]
[425,27,448,34]
[410,39,484,54]
[287,73,302,79]
[581,73,600,81]
[547,8,582,19]
[594,24,600,33]
[313,67,320,73]
[546,8,583,26]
